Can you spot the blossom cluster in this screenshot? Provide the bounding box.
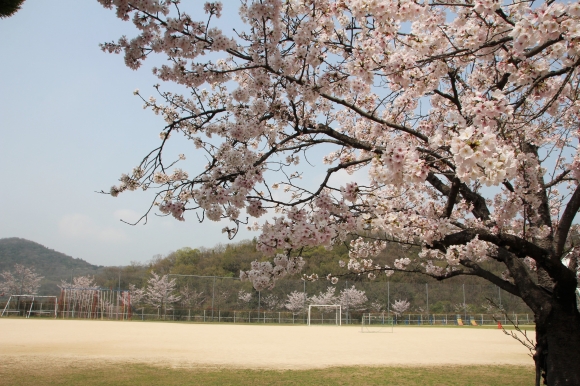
[98,0,580,293]
[240,254,305,291]
[370,144,428,186]
[391,299,411,316]
[1,264,43,295]
[159,201,185,221]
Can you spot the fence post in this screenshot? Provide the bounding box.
[387,281,390,315]
[211,276,216,321]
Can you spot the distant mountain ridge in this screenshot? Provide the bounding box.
[0,238,104,295]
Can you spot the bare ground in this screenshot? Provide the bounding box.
[0,319,533,370]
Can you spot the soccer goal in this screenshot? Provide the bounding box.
[1,295,58,318]
[361,313,394,333]
[307,305,341,326]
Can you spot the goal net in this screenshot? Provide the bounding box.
[307,305,341,326]
[1,295,58,318]
[361,313,394,333]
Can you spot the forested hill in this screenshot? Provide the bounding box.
[0,238,104,295]
[1,237,501,297]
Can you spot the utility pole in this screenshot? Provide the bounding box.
[117,267,121,320]
[387,281,390,315]
[463,283,467,320]
[426,283,429,315]
[211,276,216,321]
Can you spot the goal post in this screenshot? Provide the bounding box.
[307,305,341,326]
[1,295,58,318]
[360,313,394,333]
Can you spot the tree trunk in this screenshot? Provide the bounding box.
[535,304,580,385]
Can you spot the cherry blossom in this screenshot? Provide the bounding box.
[0,264,43,295]
[145,271,181,317]
[284,290,308,315]
[129,283,146,305]
[98,1,580,382]
[237,289,252,305]
[311,286,337,305]
[391,299,411,317]
[178,285,205,309]
[338,285,367,314]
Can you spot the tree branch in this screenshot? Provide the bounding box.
[555,184,580,258]
[444,178,460,218]
[459,259,520,297]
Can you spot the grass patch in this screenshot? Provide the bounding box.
[0,363,534,386]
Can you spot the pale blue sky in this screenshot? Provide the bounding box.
[0,0,364,267]
[0,0,261,266]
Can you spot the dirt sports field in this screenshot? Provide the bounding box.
[0,319,532,369]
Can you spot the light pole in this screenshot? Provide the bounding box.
[463,283,467,320]
[426,283,429,316]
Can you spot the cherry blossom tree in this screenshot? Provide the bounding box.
[59,275,100,302]
[145,271,180,318]
[310,286,342,318]
[238,290,252,306]
[338,285,367,323]
[284,290,308,317]
[263,293,281,310]
[391,299,411,317]
[179,285,205,309]
[98,0,580,383]
[59,275,98,290]
[310,286,338,306]
[339,286,367,312]
[129,283,146,305]
[370,301,384,314]
[214,289,231,309]
[0,264,43,295]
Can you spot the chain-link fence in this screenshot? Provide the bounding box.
[168,275,531,310]
[1,276,535,325]
[126,275,533,325]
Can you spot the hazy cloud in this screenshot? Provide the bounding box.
[113,209,143,224]
[59,214,127,242]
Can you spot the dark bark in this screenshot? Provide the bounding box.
[433,230,580,385]
[496,249,580,385]
[534,301,580,385]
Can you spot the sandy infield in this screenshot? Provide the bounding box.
[0,319,532,369]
